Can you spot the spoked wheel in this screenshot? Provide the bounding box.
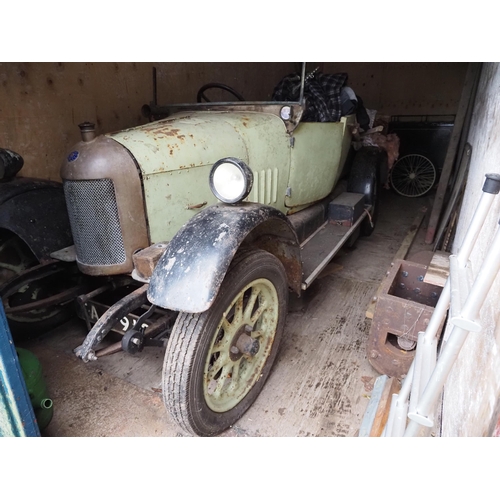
[163,249,288,436]
[390,154,436,197]
[0,232,74,339]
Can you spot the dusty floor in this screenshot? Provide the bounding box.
[18,188,434,437]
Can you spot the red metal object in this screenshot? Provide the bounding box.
[367,259,444,378]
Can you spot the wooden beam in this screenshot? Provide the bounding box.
[359,375,387,437]
[432,143,473,251]
[425,63,482,244]
[358,375,401,437]
[370,376,401,437]
[424,250,450,287]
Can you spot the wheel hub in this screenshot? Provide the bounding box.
[202,277,280,413]
[229,324,260,361]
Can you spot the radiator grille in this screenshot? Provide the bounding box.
[64,179,126,266]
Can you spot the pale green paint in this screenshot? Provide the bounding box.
[285,116,353,207]
[110,111,291,243]
[250,168,280,205]
[143,166,220,244]
[109,111,291,177]
[338,115,356,178]
[109,110,351,244]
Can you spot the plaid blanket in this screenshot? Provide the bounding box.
[272,72,348,122]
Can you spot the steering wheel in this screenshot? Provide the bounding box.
[196,83,245,103]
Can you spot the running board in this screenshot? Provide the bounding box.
[301,204,369,290]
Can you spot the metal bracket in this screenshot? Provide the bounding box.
[0,260,86,315]
[74,284,149,362]
[121,304,160,354]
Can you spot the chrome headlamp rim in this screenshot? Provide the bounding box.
[209,157,254,204]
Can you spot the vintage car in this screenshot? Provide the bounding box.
[0,148,76,337]
[5,66,387,436]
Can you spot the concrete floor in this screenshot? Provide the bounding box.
[18,188,434,437]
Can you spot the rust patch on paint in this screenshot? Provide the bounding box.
[187,202,207,210]
[164,128,181,137]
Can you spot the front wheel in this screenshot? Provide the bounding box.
[162,249,288,436]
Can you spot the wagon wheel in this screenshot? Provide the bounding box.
[162,249,288,436]
[390,154,436,197]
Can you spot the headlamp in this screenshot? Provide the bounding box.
[209,157,253,204]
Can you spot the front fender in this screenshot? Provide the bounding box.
[0,182,73,263]
[147,203,301,313]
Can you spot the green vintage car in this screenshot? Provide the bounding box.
[57,68,386,436]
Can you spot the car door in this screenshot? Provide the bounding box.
[285,116,354,209]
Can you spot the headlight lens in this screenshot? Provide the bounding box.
[209,157,253,204]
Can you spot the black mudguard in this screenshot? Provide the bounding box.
[0,178,73,263]
[347,147,385,203]
[147,203,302,314]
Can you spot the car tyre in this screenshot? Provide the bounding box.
[162,249,288,436]
[347,147,385,236]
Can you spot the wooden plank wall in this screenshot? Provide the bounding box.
[0,62,297,181]
[0,62,468,182]
[322,62,468,117]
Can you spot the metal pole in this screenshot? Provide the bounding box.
[408,177,498,416]
[408,329,438,414]
[455,182,500,267]
[416,174,499,348]
[405,217,500,436]
[299,63,306,104]
[385,365,412,436]
[384,174,500,436]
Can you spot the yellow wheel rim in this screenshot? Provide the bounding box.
[203,278,279,413]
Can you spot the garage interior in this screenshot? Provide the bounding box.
[1,61,500,438]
